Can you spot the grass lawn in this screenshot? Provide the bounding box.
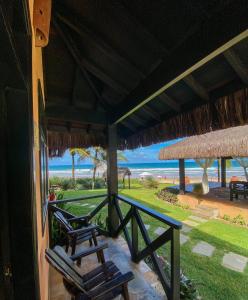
[59,182,248,300]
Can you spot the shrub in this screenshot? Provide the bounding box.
[142,176,159,189]
[76,177,106,189]
[49,176,63,187]
[156,187,179,204]
[222,214,247,226]
[193,183,203,195]
[60,178,76,190]
[232,214,246,226]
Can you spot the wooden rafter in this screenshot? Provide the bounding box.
[183,74,209,101]
[224,49,248,85]
[45,103,107,125]
[141,106,161,122]
[111,1,248,124]
[55,7,144,79]
[53,19,110,111]
[53,18,128,97]
[158,94,181,112]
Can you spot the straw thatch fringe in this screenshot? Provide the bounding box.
[48,131,106,157]
[118,88,248,150]
[48,88,248,156]
[159,124,248,159]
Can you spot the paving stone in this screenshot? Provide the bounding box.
[180,233,189,245]
[80,203,89,206]
[154,227,166,235]
[144,224,150,230]
[181,224,193,233]
[222,252,248,273]
[192,241,215,257]
[89,205,96,208]
[189,215,207,223]
[183,220,199,227]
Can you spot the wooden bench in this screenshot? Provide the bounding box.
[46,246,134,300]
[53,209,101,258]
[229,181,248,201]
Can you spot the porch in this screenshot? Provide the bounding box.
[48,194,181,299]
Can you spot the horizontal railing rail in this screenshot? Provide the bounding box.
[117,195,182,229]
[48,194,108,205]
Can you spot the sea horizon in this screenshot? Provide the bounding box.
[49,161,246,180]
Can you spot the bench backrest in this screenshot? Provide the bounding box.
[53,211,74,232]
[45,248,88,295]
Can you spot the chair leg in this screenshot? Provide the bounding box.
[92,230,101,263]
[122,283,130,300]
[71,240,76,256]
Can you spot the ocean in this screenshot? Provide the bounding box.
[49,161,246,180]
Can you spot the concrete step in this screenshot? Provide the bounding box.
[194,205,219,218]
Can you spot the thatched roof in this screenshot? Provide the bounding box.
[159,124,248,160]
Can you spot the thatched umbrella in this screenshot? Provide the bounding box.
[159,125,248,160]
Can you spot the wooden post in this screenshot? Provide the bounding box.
[221,158,226,187]
[107,125,119,236]
[179,159,185,194]
[131,208,138,261]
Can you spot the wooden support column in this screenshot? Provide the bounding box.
[221,158,226,187]
[179,159,185,194]
[107,125,119,236]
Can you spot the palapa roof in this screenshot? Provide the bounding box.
[159,125,248,160]
[41,1,248,156]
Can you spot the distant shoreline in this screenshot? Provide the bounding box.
[49,162,246,181]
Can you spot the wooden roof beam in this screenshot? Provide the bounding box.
[223,48,248,85]
[141,106,161,121]
[55,8,144,79]
[45,103,107,125]
[111,1,248,124]
[158,93,181,112]
[183,74,209,101]
[53,18,128,97]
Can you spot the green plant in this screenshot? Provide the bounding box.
[49,176,63,187]
[95,213,107,230]
[223,214,231,222]
[156,187,179,204]
[142,176,159,189]
[232,214,246,226]
[76,177,106,190]
[193,183,203,195]
[60,178,76,190]
[222,214,247,226]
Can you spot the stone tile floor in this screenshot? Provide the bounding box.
[50,236,166,300]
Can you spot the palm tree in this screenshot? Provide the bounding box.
[235,158,248,181]
[69,148,90,182]
[78,147,127,189]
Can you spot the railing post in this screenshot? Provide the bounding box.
[107,125,119,237]
[171,228,180,300]
[131,208,138,261]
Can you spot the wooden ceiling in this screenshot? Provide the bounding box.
[44,0,248,147]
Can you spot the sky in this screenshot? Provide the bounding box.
[49,139,181,166]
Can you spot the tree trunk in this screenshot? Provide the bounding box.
[92,149,98,190]
[244,167,248,181]
[202,168,209,194]
[72,153,75,182]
